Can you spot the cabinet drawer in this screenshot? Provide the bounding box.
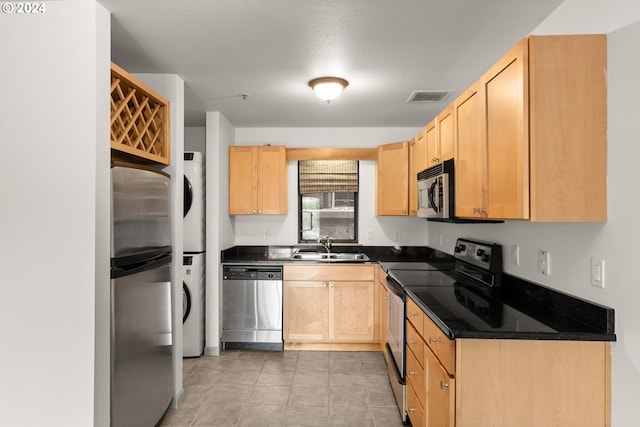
[406,297,424,335]
[406,342,426,408]
[406,321,424,368]
[423,315,456,375]
[406,382,425,427]
[284,264,374,281]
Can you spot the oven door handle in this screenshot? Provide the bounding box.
[386,276,405,298]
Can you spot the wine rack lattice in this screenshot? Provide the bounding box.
[110,62,170,165]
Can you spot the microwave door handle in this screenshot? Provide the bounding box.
[428,179,438,212]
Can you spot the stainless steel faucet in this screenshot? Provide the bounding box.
[317,235,332,253]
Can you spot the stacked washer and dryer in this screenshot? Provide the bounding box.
[183,152,206,357]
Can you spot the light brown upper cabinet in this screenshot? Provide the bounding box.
[454,80,486,218]
[423,107,454,167]
[425,120,437,167]
[377,141,409,215]
[455,34,607,221]
[409,129,428,216]
[228,145,287,215]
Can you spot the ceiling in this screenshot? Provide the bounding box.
[99,0,564,128]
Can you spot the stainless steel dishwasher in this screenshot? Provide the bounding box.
[222,265,283,350]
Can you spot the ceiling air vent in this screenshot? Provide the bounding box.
[407,90,451,103]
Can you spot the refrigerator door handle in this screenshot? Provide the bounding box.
[111,252,172,279]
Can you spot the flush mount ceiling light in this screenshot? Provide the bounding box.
[308,77,349,103]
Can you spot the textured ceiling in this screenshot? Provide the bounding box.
[99,0,564,127]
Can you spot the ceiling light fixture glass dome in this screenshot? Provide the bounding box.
[308,77,349,103]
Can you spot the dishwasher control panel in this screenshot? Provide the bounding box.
[223,265,283,281]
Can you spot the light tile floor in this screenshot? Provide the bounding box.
[160,350,405,427]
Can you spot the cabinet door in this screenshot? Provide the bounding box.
[284,281,329,341]
[425,121,437,166]
[454,81,486,218]
[329,281,375,342]
[376,141,409,215]
[426,347,455,427]
[407,379,426,427]
[483,38,529,219]
[437,105,454,162]
[409,130,428,216]
[229,146,258,215]
[256,146,287,214]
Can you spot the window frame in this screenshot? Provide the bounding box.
[297,161,359,244]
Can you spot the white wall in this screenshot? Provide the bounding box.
[427,2,640,425]
[185,126,206,154]
[204,112,236,355]
[94,3,111,427]
[134,73,186,404]
[233,127,428,246]
[0,1,108,425]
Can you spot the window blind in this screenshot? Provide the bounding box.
[298,160,358,194]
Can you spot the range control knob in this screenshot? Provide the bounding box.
[455,244,467,253]
[482,254,490,263]
[476,249,485,257]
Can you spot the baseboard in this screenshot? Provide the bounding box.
[204,346,220,356]
[284,342,383,352]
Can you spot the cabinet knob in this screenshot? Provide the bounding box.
[329,283,334,288]
[258,209,262,214]
[429,337,437,344]
[407,339,415,345]
[408,407,416,413]
[408,370,415,376]
[408,312,415,318]
[440,381,449,389]
[323,283,328,288]
[252,209,257,214]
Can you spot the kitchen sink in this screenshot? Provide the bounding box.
[290,251,369,262]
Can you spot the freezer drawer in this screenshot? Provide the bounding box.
[111,261,173,427]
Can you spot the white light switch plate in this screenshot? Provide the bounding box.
[511,245,520,266]
[538,250,550,275]
[591,258,605,288]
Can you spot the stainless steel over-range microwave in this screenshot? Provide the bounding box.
[417,159,455,219]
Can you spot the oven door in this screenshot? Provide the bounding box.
[385,276,406,422]
[386,277,405,375]
[417,173,449,218]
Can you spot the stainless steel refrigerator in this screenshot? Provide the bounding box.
[110,161,173,427]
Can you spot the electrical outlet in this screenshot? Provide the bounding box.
[393,231,401,241]
[538,250,550,275]
[263,229,269,240]
[591,258,605,288]
[511,245,520,266]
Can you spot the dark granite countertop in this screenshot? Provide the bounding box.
[385,265,616,342]
[221,245,615,342]
[220,245,454,265]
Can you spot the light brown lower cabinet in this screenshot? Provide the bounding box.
[283,264,378,347]
[425,346,455,427]
[406,295,611,427]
